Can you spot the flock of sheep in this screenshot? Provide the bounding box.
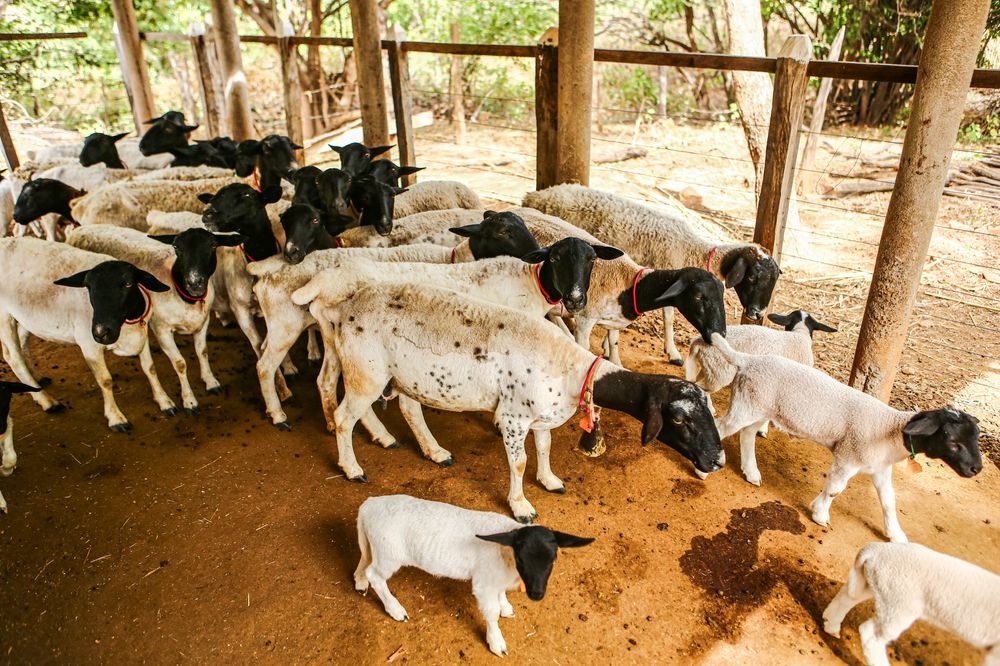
[0,110,996,662]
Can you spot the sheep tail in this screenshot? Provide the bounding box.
[848,543,878,597]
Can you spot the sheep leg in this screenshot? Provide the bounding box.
[810,459,859,528]
[532,428,565,493]
[699,406,759,480]
[497,414,535,523]
[332,393,375,482]
[192,317,222,394]
[1,424,15,475]
[498,590,515,618]
[871,466,907,543]
[859,612,914,666]
[397,396,453,465]
[573,317,597,354]
[0,316,60,412]
[365,563,408,622]
[257,320,307,426]
[41,214,58,241]
[739,421,769,486]
[473,582,507,656]
[823,564,872,638]
[78,342,131,432]
[605,328,623,367]
[354,523,372,593]
[306,326,322,365]
[548,313,573,338]
[0,489,6,514]
[231,300,265,359]
[136,340,179,415]
[150,324,198,414]
[662,307,683,365]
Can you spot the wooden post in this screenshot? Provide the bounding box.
[110,0,156,135]
[189,23,222,137]
[0,102,19,171]
[209,0,254,140]
[276,18,304,155]
[556,0,594,185]
[387,30,416,186]
[751,35,811,265]
[449,22,467,144]
[348,0,390,149]
[849,0,991,401]
[797,26,845,195]
[535,30,558,190]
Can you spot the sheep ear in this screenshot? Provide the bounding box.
[328,144,347,155]
[112,132,129,142]
[520,247,551,264]
[591,244,624,260]
[482,210,500,220]
[641,399,663,446]
[903,413,942,437]
[197,193,215,204]
[551,531,595,549]
[291,142,303,150]
[180,124,199,133]
[476,531,517,547]
[369,145,393,157]
[398,166,424,176]
[450,224,481,238]
[213,233,246,247]
[805,315,837,334]
[147,234,177,245]
[391,186,407,196]
[54,269,90,288]
[654,279,687,304]
[135,269,170,293]
[724,256,748,288]
[766,312,790,327]
[1,381,41,394]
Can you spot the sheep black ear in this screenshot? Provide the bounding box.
[0,381,41,394]
[111,132,129,142]
[54,269,91,288]
[654,279,687,304]
[520,247,551,264]
[476,531,518,547]
[180,124,199,133]
[903,413,942,437]
[766,312,791,327]
[197,193,215,204]
[450,224,481,238]
[398,166,424,176]
[805,315,837,334]
[370,145,393,157]
[592,244,624,260]
[213,233,246,247]
[551,531,595,549]
[724,256,748,288]
[482,210,500,220]
[147,234,177,246]
[391,186,407,196]
[641,399,663,446]
[134,269,170,293]
[291,142,303,150]
[258,185,283,204]
[328,144,347,155]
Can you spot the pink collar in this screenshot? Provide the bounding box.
[631,267,652,317]
[533,264,562,305]
[124,284,152,326]
[706,246,718,272]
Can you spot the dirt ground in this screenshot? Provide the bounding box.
[1,318,997,664]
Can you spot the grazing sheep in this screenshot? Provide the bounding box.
[707,332,982,542]
[823,542,1000,666]
[300,282,722,521]
[0,381,41,514]
[355,494,593,656]
[524,184,781,355]
[391,180,481,219]
[71,176,241,230]
[0,237,175,430]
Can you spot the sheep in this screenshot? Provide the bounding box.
[523,184,782,359]
[0,381,41,514]
[235,135,300,191]
[138,112,198,157]
[823,542,1000,666]
[299,282,722,521]
[355,494,594,656]
[329,142,391,176]
[391,180,482,219]
[79,131,129,169]
[67,225,244,413]
[32,139,172,171]
[12,177,86,242]
[364,159,424,187]
[706,332,982,542]
[0,237,177,430]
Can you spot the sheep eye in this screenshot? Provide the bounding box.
[124,282,133,288]
[672,415,685,425]
[311,218,319,225]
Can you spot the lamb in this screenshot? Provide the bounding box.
[32,138,172,171]
[300,282,722,521]
[11,177,86,241]
[706,332,982,542]
[79,131,129,169]
[329,142,391,177]
[67,226,244,413]
[0,237,177,430]
[234,134,300,191]
[392,180,481,219]
[355,494,593,656]
[523,184,781,359]
[823,542,1000,665]
[0,381,41,514]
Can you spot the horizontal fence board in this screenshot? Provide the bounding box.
[396,41,537,58]
[0,32,87,41]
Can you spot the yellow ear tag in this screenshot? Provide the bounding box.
[579,409,595,433]
[519,579,526,593]
[907,457,923,473]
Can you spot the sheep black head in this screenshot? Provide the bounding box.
[450,211,540,260]
[80,132,128,169]
[720,247,780,322]
[904,408,982,478]
[13,177,85,225]
[520,237,623,313]
[477,526,593,601]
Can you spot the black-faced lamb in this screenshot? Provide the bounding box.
[79,132,129,169]
[139,112,198,157]
[235,134,300,191]
[355,494,593,656]
[823,541,1000,665]
[329,142,391,176]
[707,332,982,542]
[0,381,40,514]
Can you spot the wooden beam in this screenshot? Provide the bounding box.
[386,31,417,186]
[449,22,467,145]
[0,32,87,41]
[348,0,389,149]
[556,0,595,185]
[797,26,844,195]
[275,18,305,154]
[535,30,558,190]
[209,0,255,140]
[0,102,19,171]
[189,23,222,137]
[849,0,992,401]
[110,0,156,135]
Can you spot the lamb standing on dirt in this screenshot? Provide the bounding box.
[355,494,594,656]
[707,332,982,542]
[823,542,1000,666]
[0,381,41,514]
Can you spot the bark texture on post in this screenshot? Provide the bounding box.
[387,35,416,186]
[276,19,305,154]
[849,0,991,401]
[189,23,223,137]
[209,0,255,140]
[449,22,467,144]
[556,0,594,185]
[535,29,559,191]
[0,102,19,171]
[110,0,156,135]
[797,26,845,195]
[348,0,390,149]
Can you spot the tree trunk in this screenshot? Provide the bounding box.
[168,51,198,124]
[724,0,771,198]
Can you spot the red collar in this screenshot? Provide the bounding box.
[170,271,206,305]
[124,284,152,326]
[533,264,562,305]
[578,356,603,408]
[251,167,261,192]
[706,246,717,272]
[631,267,652,317]
[240,243,258,264]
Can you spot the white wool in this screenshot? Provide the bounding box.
[393,180,481,219]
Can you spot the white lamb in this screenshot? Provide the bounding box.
[355,494,593,656]
[823,541,1000,665]
[70,177,242,229]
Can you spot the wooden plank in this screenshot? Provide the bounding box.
[535,36,558,190]
[290,36,352,47]
[348,0,390,149]
[386,37,417,185]
[139,31,188,42]
[276,19,304,154]
[209,0,255,140]
[189,24,222,137]
[0,32,86,41]
[449,23,467,144]
[596,49,776,73]
[110,0,157,135]
[397,41,537,58]
[0,102,19,171]
[557,0,595,186]
[797,26,845,195]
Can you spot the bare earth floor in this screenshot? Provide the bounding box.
[1,319,997,665]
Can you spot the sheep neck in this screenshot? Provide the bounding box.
[590,368,653,421]
[626,268,685,319]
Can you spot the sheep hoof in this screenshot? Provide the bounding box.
[110,422,132,433]
[668,358,683,367]
[39,377,53,389]
[274,421,292,432]
[436,456,456,468]
[44,403,66,414]
[206,386,224,396]
[162,407,178,417]
[348,474,369,484]
[309,358,322,367]
[823,622,841,638]
[514,512,537,524]
[383,440,402,449]
[184,406,200,417]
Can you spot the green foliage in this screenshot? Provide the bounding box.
[959,114,1000,145]
[603,65,658,114]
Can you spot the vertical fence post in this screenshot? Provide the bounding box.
[0,102,19,171]
[189,23,222,137]
[387,31,417,186]
[797,26,845,195]
[110,0,156,135]
[556,0,594,185]
[849,0,990,400]
[449,22,466,144]
[209,0,254,140]
[751,35,812,268]
[276,19,304,158]
[348,0,390,150]
[535,29,558,191]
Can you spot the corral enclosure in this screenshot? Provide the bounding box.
[1,0,999,663]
